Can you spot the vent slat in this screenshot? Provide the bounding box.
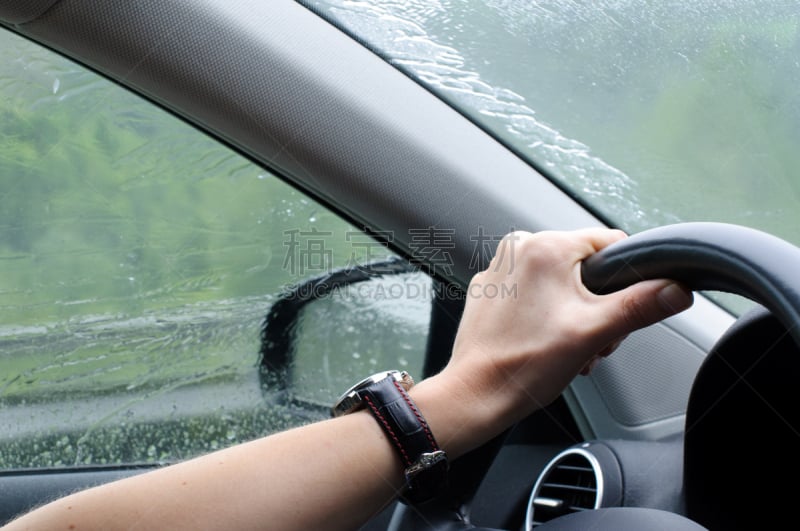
[555,465,593,472]
[532,497,563,508]
[541,482,597,493]
[568,506,591,512]
[526,450,601,529]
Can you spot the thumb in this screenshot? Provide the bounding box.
[599,279,693,339]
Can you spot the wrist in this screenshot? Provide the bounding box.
[333,371,449,503]
[407,372,509,459]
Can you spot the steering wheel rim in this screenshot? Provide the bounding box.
[581,222,800,344]
[393,222,800,531]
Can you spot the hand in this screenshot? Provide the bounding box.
[412,228,693,457]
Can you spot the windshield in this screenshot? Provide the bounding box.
[305,0,800,311]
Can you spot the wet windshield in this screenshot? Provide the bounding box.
[306,0,800,256]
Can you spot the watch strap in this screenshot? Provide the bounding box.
[361,376,448,503]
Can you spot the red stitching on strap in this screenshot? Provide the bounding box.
[364,394,412,466]
[393,380,439,451]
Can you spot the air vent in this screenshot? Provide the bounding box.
[525,448,602,529]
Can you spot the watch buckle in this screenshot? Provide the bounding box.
[404,450,448,481]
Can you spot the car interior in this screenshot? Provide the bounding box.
[1,1,798,530]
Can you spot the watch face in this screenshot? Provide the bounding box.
[331,370,412,417]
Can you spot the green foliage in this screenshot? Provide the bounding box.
[0,31,363,411]
[622,13,800,244]
[411,0,800,246]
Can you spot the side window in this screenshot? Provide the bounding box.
[0,30,429,468]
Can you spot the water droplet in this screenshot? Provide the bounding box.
[352,352,361,359]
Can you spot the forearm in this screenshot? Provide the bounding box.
[3,375,484,531]
[4,412,400,531]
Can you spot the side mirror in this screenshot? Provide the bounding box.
[259,257,432,413]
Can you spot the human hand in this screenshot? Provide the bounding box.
[413,228,693,456]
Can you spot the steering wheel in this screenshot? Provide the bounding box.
[390,222,800,531]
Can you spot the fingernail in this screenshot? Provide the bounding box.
[657,283,693,313]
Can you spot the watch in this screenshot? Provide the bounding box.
[332,370,448,503]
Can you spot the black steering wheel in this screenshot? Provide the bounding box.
[581,222,800,344]
[390,222,800,531]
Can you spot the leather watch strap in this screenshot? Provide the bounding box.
[361,377,448,503]
[361,377,438,466]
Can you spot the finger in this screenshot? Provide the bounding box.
[492,228,625,275]
[597,335,627,358]
[596,279,693,341]
[571,227,628,254]
[579,356,601,376]
[580,335,627,376]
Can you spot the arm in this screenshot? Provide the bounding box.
[3,228,692,531]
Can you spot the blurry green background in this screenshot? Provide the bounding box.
[0,30,428,467]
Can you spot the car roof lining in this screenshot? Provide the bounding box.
[0,0,58,24]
